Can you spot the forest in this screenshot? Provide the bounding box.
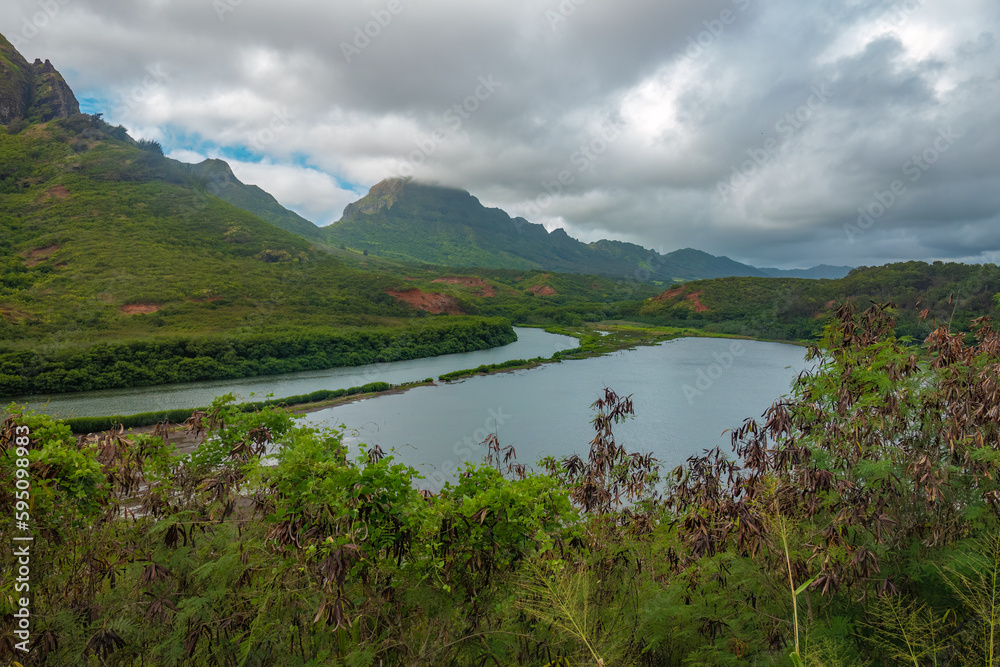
[0,317,515,397]
[4,303,1000,665]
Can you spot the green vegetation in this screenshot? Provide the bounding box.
[183,158,325,241]
[326,178,847,281]
[60,381,394,434]
[438,357,544,381]
[0,112,535,397]
[0,317,515,397]
[628,260,1000,342]
[7,303,1000,664]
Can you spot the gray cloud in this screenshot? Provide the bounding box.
[3,0,999,268]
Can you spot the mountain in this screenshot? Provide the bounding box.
[758,264,855,280]
[327,178,851,282]
[183,158,325,241]
[0,33,79,126]
[629,260,1000,342]
[0,36,526,397]
[330,178,613,272]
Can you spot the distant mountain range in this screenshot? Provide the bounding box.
[0,28,848,290]
[323,178,852,282]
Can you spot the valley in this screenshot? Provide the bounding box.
[3,23,1000,666]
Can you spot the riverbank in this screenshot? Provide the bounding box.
[62,322,771,445]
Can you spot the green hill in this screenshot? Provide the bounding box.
[183,158,325,241]
[0,111,526,396]
[629,260,1000,341]
[326,178,852,281]
[0,37,529,398]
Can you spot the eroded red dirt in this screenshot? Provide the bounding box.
[386,289,463,315]
[120,303,162,315]
[654,286,686,302]
[686,291,710,313]
[22,244,60,267]
[527,285,557,296]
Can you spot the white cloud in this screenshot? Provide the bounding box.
[3,0,999,267]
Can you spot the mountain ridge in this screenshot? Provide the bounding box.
[0,33,79,126]
[326,178,852,282]
[182,158,325,241]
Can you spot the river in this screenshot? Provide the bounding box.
[12,329,810,486]
[303,336,810,490]
[11,327,578,418]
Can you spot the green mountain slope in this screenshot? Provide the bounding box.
[0,111,524,396]
[183,158,325,241]
[328,178,605,271]
[327,178,852,281]
[628,260,1000,341]
[0,33,78,126]
[0,37,529,397]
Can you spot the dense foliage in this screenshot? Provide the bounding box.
[326,180,846,281]
[629,260,1000,342]
[0,317,515,397]
[4,304,1000,664]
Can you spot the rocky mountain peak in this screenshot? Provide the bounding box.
[341,177,411,218]
[0,32,80,125]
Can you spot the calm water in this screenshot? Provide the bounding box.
[304,337,810,490]
[12,331,810,488]
[11,327,578,418]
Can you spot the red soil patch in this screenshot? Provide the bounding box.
[825,300,837,309]
[22,244,60,267]
[431,276,496,297]
[120,303,162,315]
[527,285,557,296]
[46,185,70,199]
[0,307,28,321]
[685,291,710,313]
[386,289,462,315]
[651,285,708,311]
[653,286,686,302]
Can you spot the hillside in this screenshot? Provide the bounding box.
[0,33,79,126]
[629,260,1000,340]
[326,178,852,281]
[0,37,544,397]
[183,158,325,241]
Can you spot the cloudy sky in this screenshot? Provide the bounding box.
[4,0,999,269]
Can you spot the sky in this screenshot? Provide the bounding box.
[3,0,999,269]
